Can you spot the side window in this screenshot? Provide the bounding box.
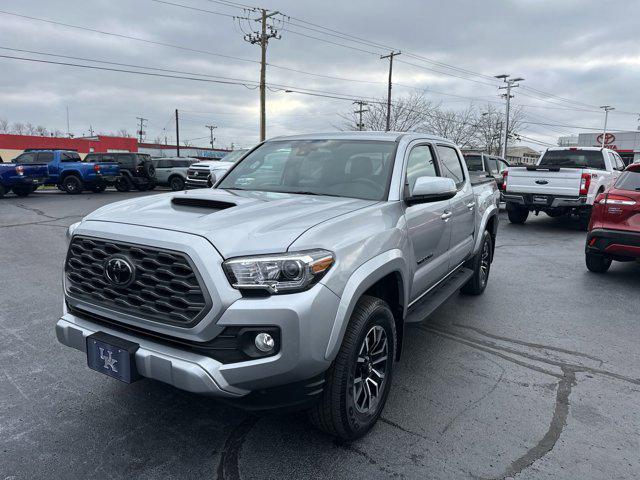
[436,145,465,187]
[615,154,625,171]
[497,160,509,173]
[405,144,437,193]
[61,152,80,162]
[486,157,499,174]
[37,152,54,163]
[15,153,36,164]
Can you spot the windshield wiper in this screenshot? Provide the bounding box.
[286,191,332,196]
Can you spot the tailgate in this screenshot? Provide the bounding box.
[507,167,582,196]
[98,162,120,175]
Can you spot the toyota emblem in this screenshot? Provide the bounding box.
[104,256,135,287]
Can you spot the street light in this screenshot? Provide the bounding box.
[599,105,615,147]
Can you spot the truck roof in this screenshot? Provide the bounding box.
[269,131,453,143]
[545,147,604,152]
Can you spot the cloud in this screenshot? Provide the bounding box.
[0,0,638,149]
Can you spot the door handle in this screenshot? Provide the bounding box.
[441,211,453,221]
[466,202,475,210]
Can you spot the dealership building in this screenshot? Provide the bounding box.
[577,131,640,165]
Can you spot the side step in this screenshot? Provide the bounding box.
[405,267,474,323]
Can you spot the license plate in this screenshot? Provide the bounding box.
[86,332,140,383]
[533,195,548,204]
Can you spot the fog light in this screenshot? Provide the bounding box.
[255,332,275,352]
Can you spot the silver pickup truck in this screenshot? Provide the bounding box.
[57,132,499,440]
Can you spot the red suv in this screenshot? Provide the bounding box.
[585,162,640,272]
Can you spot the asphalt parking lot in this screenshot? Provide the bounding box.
[1,190,639,480]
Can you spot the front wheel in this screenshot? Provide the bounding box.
[308,295,395,441]
[462,230,493,295]
[585,252,612,273]
[507,203,529,224]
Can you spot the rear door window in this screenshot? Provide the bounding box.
[539,150,606,170]
[436,145,465,187]
[615,170,640,191]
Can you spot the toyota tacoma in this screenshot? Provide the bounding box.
[57,132,499,440]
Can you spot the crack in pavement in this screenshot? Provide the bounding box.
[13,202,56,219]
[216,416,259,480]
[440,356,506,436]
[333,440,406,478]
[0,214,82,229]
[493,367,576,480]
[415,324,640,479]
[451,323,605,366]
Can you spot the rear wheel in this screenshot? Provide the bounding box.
[507,203,529,224]
[585,252,612,273]
[462,230,492,295]
[12,185,31,197]
[62,175,83,194]
[308,295,395,441]
[169,176,185,191]
[31,184,39,192]
[115,177,132,192]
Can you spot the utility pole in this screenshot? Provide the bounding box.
[599,105,615,147]
[244,9,282,142]
[66,105,71,138]
[381,51,401,132]
[136,116,148,144]
[353,101,369,131]
[495,74,524,159]
[206,124,217,148]
[175,109,180,157]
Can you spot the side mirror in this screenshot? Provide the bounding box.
[406,176,457,205]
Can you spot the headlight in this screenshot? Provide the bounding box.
[223,249,334,294]
[66,221,81,242]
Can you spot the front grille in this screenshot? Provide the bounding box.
[65,236,211,326]
[187,167,210,180]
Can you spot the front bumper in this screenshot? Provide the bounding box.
[586,228,640,259]
[504,193,589,209]
[186,178,210,189]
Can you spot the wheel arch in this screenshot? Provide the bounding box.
[323,250,409,362]
[473,206,499,255]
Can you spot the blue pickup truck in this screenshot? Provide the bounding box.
[0,156,49,198]
[13,150,120,194]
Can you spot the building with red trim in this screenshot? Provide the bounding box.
[0,134,138,162]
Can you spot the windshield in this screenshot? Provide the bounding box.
[463,154,484,171]
[615,170,640,191]
[539,150,606,170]
[220,149,248,163]
[218,139,397,200]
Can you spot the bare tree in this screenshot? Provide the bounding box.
[51,129,64,137]
[339,92,436,132]
[34,125,49,136]
[0,118,9,133]
[116,129,132,138]
[24,122,38,135]
[422,105,478,149]
[11,122,26,135]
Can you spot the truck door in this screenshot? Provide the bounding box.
[403,143,452,301]
[436,145,474,268]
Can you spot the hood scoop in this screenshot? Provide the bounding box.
[171,196,236,210]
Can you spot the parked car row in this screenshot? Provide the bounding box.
[0,149,249,197]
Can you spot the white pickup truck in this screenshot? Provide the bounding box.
[503,147,626,228]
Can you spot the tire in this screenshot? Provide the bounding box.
[115,176,132,192]
[585,252,612,273]
[308,295,396,441]
[62,175,83,195]
[0,184,6,198]
[507,203,529,224]
[91,184,106,193]
[31,184,39,192]
[12,185,31,197]
[462,230,493,295]
[578,207,592,231]
[169,176,185,191]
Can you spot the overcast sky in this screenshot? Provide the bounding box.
[1,0,639,150]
